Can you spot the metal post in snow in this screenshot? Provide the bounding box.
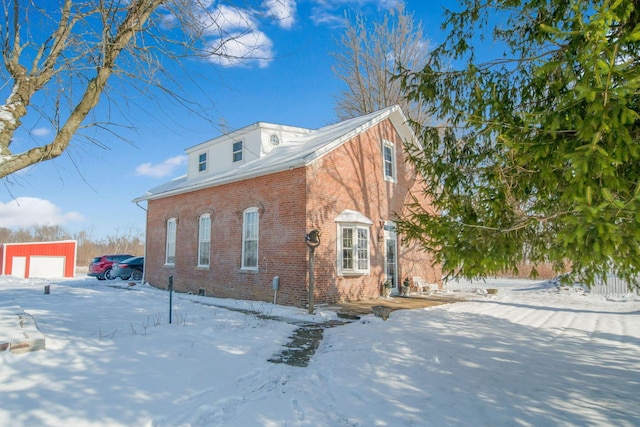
[168,275,173,324]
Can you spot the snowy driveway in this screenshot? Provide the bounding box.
[1,277,639,426]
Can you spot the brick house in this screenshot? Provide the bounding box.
[134,105,441,307]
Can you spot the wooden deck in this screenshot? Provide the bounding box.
[331,294,463,318]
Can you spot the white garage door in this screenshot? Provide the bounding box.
[29,256,66,278]
[12,257,27,278]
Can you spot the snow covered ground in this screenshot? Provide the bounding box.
[1,275,639,427]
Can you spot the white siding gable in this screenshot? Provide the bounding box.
[185,122,310,181]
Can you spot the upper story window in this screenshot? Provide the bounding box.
[165,218,177,265]
[233,141,243,162]
[382,140,396,182]
[198,152,207,172]
[241,207,259,269]
[198,214,211,267]
[335,209,372,276]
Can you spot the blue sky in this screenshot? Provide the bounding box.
[1,0,451,241]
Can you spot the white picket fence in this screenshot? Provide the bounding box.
[590,274,639,296]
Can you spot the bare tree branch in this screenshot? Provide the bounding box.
[331,5,431,124]
[0,0,277,179]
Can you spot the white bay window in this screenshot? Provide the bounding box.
[335,209,372,275]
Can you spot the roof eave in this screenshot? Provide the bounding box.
[132,159,307,203]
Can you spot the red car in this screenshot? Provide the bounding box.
[88,254,134,280]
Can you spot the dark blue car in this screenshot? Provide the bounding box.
[111,256,144,281]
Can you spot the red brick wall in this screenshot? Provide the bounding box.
[145,167,310,306]
[305,119,440,303]
[144,117,441,307]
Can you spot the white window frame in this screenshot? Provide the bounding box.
[198,214,211,267]
[198,152,207,172]
[241,207,259,270]
[165,218,177,266]
[382,139,396,183]
[384,220,398,288]
[338,224,370,275]
[233,141,243,163]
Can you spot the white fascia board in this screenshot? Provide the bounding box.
[387,107,417,144]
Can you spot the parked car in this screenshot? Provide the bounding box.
[111,256,144,281]
[88,254,134,280]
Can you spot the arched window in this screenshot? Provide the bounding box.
[198,214,211,267]
[165,218,177,265]
[241,208,259,269]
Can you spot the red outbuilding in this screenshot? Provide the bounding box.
[0,240,77,279]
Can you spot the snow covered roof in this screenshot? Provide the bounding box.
[133,105,413,202]
[334,209,374,225]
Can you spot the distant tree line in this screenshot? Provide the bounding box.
[0,226,144,269]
